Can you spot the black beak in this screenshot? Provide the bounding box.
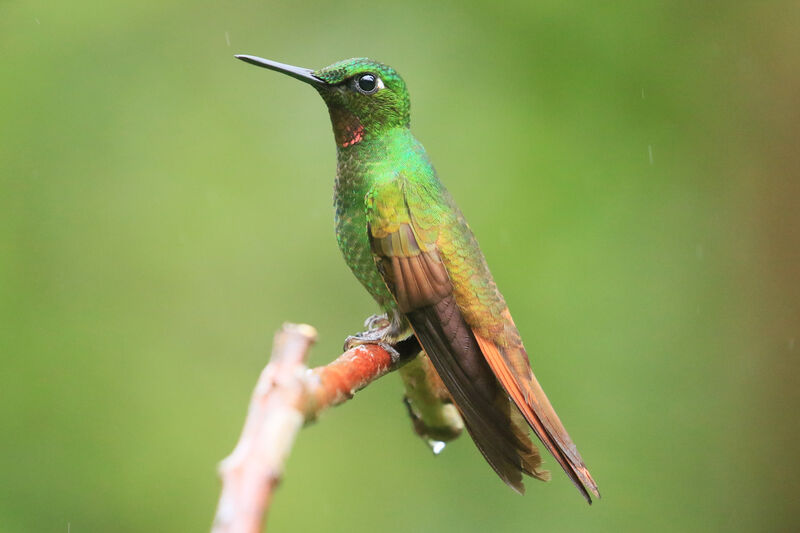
[235,55,326,86]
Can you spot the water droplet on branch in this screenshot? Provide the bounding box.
[428,440,446,455]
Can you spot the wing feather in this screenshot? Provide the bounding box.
[365,178,593,499]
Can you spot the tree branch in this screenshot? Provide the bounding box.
[211,323,421,533]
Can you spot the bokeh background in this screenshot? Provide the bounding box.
[2,1,798,531]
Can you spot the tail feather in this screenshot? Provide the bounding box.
[505,401,550,481]
[474,331,600,503]
[407,297,546,493]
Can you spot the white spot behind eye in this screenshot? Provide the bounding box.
[375,77,385,90]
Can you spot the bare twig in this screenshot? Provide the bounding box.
[212,323,420,533]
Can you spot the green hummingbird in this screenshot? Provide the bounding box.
[236,54,599,503]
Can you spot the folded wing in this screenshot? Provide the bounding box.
[366,178,597,501]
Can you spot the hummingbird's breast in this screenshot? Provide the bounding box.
[333,138,397,312]
[332,128,442,316]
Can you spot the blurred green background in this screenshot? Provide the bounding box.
[2,1,798,531]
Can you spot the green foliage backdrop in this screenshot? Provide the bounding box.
[1,1,798,531]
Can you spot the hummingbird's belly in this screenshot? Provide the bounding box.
[334,206,396,312]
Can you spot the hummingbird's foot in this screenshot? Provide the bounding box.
[343,330,399,359]
[343,313,408,360]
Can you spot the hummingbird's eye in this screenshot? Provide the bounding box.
[355,73,382,95]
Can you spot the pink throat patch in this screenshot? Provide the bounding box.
[340,124,364,147]
[331,108,365,148]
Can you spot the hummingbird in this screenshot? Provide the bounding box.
[236,54,599,503]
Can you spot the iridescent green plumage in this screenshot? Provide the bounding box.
[237,54,599,502]
[318,59,506,332]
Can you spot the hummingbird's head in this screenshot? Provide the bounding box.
[236,55,410,148]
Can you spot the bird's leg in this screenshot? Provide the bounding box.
[343,312,410,359]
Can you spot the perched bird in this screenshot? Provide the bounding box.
[236,55,599,502]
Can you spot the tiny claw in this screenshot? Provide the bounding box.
[343,336,355,352]
[344,314,395,351]
[343,332,382,352]
[343,312,412,361]
[377,342,401,361]
[343,336,401,362]
[363,313,390,330]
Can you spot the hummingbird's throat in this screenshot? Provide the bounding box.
[330,107,365,148]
